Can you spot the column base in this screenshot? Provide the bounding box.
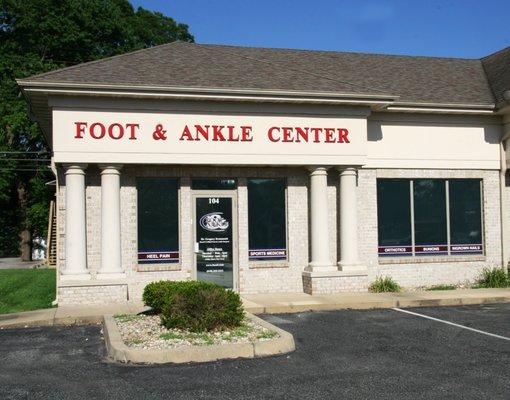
[97,272,126,280]
[337,261,366,272]
[306,262,337,272]
[60,273,91,281]
[302,270,368,294]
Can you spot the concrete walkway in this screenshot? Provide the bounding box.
[1,288,509,328]
[0,257,46,269]
[242,288,510,314]
[0,303,147,329]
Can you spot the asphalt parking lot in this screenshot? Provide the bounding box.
[0,304,508,400]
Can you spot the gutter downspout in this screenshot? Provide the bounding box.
[50,158,59,307]
[500,115,510,271]
[500,90,510,272]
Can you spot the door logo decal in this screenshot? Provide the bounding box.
[199,212,229,232]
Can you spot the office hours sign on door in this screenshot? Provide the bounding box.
[195,196,233,288]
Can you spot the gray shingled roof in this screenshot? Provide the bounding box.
[22,42,507,107]
[482,47,510,107]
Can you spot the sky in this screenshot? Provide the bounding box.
[130,0,510,59]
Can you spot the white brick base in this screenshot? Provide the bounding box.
[58,284,128,305]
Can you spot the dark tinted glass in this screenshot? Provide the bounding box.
[192,179,237,190]
[413,179,447,252]
[377,179,412,255]
[449,179,482,246]
[248,179,287,260]
[195,196,233,288]
[137,178,179,263]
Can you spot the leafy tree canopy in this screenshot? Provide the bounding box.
[0,0,194,258]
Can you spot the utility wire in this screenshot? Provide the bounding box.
[0,158,50,161]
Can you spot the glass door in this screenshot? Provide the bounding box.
[194,195,234,288]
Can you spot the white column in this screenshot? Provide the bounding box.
[338,167,364,271]
[98,165,124,278]
[62,164,89,279]
[307,166,335,271]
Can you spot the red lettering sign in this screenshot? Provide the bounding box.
[73,122,351,144]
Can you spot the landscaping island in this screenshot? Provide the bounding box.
[103,281,295,364]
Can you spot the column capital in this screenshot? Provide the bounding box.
[307,165,331,175]
[63,164,87,174]
[99,164,123,174]
[336,166,358,175]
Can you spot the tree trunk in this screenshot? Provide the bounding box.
[17,180,32,261]
[19,229,31,261]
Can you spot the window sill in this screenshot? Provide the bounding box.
[378,255,485,265]
[249,260,289,269]
[137,263,181,272]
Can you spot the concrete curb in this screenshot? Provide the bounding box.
[1,289,509,328]
[103,313,295,364]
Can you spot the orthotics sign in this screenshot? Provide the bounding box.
[53,110,367,165]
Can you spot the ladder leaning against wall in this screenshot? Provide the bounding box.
[46,200,57,267]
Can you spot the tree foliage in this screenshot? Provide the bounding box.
[0,0,194,258]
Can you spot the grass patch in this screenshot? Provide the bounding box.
[427,284,457,291]
[231,324,250,338]
[256,330,278,340]
[159,332,184,341]
[126,338,144,345]
[0,268,56,314]
[474,267,510,288]
[190,332,214,345]
[115,314,141,323]
[369,276,401,293]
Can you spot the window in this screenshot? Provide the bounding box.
[137,178,179,263]
[248,178,287,260]
[377,179,483,257]
[377,179,412,256]
[449,180,483,254]
[413,180,448,254]
[191,178,237,190]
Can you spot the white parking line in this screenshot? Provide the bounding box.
[392,307,510,342]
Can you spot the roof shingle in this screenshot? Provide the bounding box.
[24,42,507,107]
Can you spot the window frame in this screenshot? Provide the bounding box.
[136,177,181,266]
[377,178,484,258]
[247,177,289,263]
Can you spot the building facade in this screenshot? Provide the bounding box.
[19,42,510,305]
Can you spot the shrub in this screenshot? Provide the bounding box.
[142,280,182,313]
[369,276,401,293]
[142,280,245,332]
[475,268,510,288]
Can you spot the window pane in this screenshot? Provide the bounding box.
[137,178,179,263]
[377,179,412,256]
[191,178,237,190]
[449,179,483,254]
[248,179,287,260]
[413,179,447,255]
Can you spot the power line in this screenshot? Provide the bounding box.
[0,151,49,154]
[0,158,51,162]
[0,167,51,172]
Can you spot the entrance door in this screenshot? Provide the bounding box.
[193,195,236,289]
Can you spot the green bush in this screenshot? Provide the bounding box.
[142,280,245,332]
[142,280,182,313]
[475,268,510,288]
[369,276,401,293]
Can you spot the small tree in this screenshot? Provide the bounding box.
[0,0,194,259]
